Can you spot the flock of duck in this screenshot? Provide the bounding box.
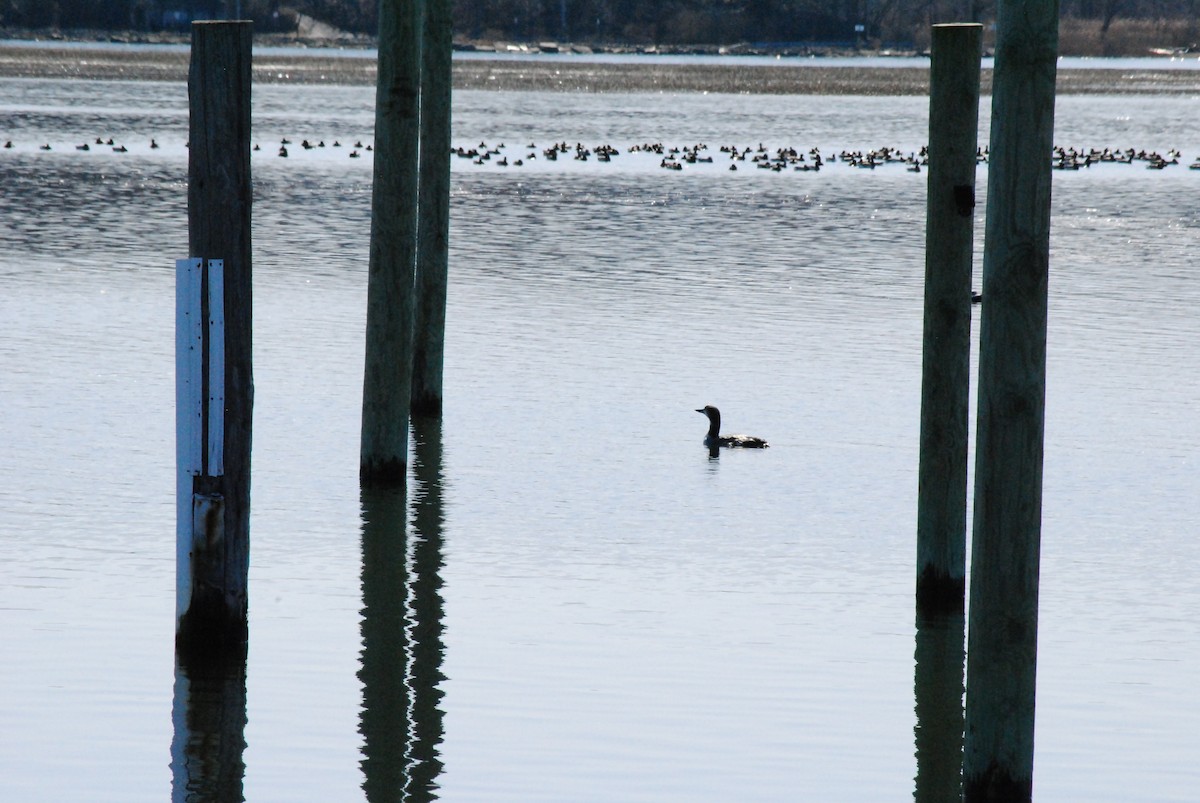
[5,136,1199,173]
[455,140,928,171]
[267,137,374,159]
[1052,146,1189,170]
[0,136,378,159]
[454,140,1200,172]
[451,140,1200,171]
[2,136,150,153]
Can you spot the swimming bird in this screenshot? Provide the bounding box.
[695,405,769,449]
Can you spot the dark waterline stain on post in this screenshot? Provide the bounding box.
[917,566,967,615]
[360,457,408,486]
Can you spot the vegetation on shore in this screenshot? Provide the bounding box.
[1,0,1198,57]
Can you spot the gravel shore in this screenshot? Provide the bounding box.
[1,43,1198,95]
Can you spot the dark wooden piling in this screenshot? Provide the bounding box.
[411,0,453,418]
[361,0,424,482]
[963,0,1059,798]
[177,20,253,662]
[916,23,983,615]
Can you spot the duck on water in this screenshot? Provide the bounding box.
[696,405,769,449]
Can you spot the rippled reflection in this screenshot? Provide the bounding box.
[358,419,447,801]
[170,656,248,803]
[913,611,965,802]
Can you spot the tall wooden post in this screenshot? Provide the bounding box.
[916,23,982,615]
[963,0,1059,798]
[411,0,453,418]
[361,0,423,481]
[178,20,253,662]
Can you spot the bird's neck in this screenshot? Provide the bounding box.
[706,414,721,439]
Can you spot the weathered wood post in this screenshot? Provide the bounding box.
[177,20,253,662]
[361,0,423,481]
[963,0,1059,798]
[411,0,453,418]
[916,23,983,615]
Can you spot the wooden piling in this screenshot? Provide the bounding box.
[177,20,253,662]
[963,0,1059,798]
[916,23,982,615]
[411,0,453,418]
[361,0,423,481]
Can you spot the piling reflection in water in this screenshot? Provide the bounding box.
[169,656,248,803]
[913,611,966,802]
[358,418,447,801]
[408,419,449,795]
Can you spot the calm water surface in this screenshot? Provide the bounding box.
[2,77,1199,800]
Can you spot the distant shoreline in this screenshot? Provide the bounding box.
[1,41,1198,95]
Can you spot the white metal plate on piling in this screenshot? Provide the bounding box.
[175,257,203,623]
[175,258,203,477]
[207,259,225,476]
